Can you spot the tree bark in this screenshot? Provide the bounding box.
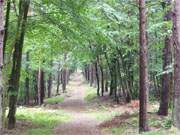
[158,36,172,115]
[25,52,30,105]
[99,63,104,96]
[105,69,108,92]
[62,54,67,93]
[173,0,180,129]
[56,70,61,95]
[90,64,94,86]
[0,0,4,132]
[33,71,38,105]
[48,62,53,98]
[95,61,100,96]
[3,0,10,59]
[38,68,45,105]
[40,71,45,104]
[62,69,67,93]
[158,0,172,116]
[139,0,149,132]
[8,0,30,129]
[48,72,52,98]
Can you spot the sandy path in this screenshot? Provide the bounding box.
[53,72,103,135]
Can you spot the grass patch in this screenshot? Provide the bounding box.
[85,87,97,102]
[109,112,178,135]
[90,111,120,121]
[111,125,129,135]
[16,107,71,135]
[44,96,64,104]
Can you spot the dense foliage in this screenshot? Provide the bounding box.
[0,0,178,134]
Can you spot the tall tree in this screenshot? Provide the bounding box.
[7,0,30,129]
[3,0,10,59]
[158,0,172,116]
[173,0,180,129]
[139,0,149,132]
[0,0,4,132]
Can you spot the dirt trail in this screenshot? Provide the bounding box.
[53,71,103,135]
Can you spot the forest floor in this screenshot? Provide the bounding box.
[53,72,104,135]
[4,71,180,135]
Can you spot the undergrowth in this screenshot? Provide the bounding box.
[16,107,71,135]
[44,96,65,104]
[109,113,178,135]
[85,87,97,102]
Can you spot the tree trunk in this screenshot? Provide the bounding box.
[104,52,113,96]
[158,36,172,115]
[56,70,61,95]
[62,54,67,92]
[48,72,52,98]
[158,0,172,116]
[90,64,94,86]
[114,59,118,103]
[8,0,30,129]
[105,69,108,92]
[48,62,53,98]
[139,0,149,132]
[38,68,45,105]
[117,49,132,103]
[25,52,30,105]
[40,71,45,104]
[99,64,104,96]
[0,0,4,132]
[33,71,38,105]
[3,0,10,59]
[62,69,67,93]
[173,0,180,129]
[95,61,100,96]
[87,66,90,82]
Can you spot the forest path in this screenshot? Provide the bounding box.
[53,71,104,135]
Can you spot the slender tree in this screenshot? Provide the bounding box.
[95,61,100,96]
[173,0,180,129]
[90,64,94,86]
[32,71,38,104]
[62,54,67,92]
[8,0,30,129]
[0,0,4,132]
[48,61,53,98]
[139,0,149,132]
[25,52,30,105]
[62,68,67,92]
[48,72,52,98]
[38,68,45,105]
[56,70,61,95]
[3,0,10,59]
